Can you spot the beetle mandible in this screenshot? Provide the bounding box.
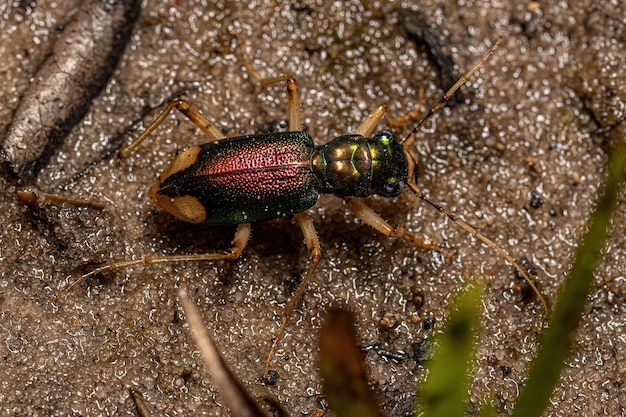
[59,38,547,377]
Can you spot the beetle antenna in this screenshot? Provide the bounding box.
[406,182,549,314]
[403,38,502,148]
[400,38,548,314]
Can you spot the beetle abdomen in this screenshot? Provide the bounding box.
[152,132,319,224]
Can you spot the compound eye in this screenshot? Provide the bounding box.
[382,178,405,196]
[372,129,398,143]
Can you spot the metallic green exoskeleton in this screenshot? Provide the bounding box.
[150,129,407,225]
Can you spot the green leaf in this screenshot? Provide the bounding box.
[512,147,626,417]
[416,282,483,417]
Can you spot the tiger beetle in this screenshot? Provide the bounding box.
[58,37,547,377]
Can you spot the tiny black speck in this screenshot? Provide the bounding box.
[423,317,436,330]
[530,191,543,209]
[259,369,279,386]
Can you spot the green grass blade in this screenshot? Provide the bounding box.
[478,400,497,417]
[415,282,483,417]
[512,148,626,417]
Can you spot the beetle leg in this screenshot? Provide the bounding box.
[56,223,252,300]
[236,39,303,132]
[258,75,303,132]
[353,92,426,136]
[386,87,426,130]
[262,212,321,379]
[120,99,225,158]
[353,104,387,137]
[17,190,105,210]
[343,197,451,256]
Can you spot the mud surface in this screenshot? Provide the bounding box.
[1,1,625,416]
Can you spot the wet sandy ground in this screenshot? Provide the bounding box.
[1,0,625,415]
